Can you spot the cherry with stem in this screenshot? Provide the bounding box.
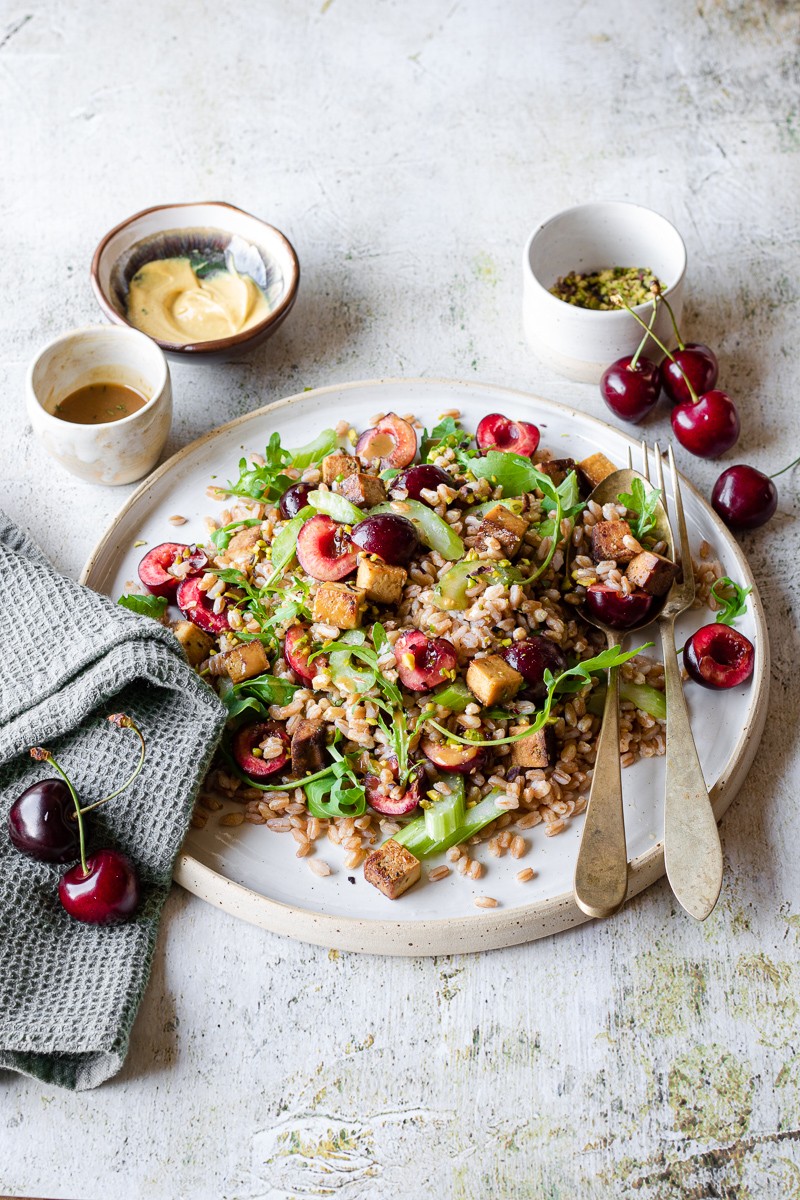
[599,295,661,424]
[712,451,800,530]
[652,283,720,405]
[614,296,739,459]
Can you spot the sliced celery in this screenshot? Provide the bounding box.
[424,778,466,843]
[393,788,505,858]
[430,677,474,712]
[370,499,464,561]
[307,489,365,526]
[588,679,666,720]
[469,496,528,519]
[432,560,524,611]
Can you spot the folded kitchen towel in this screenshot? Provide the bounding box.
[0,513,226,1090]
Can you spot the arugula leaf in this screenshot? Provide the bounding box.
[118,593,168,620]
[210,518,262,551]
[225,433,294,501]
[287,429,337,469]
[424,642,651,748]
[421,416,473,462]
[468,450,542,498]
[220,692,267,721]
[235,673,300,707]
[618,477,662,541]
[710,576,752,626]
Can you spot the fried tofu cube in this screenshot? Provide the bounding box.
[337,472,387,507]
[591,519,638,565]
[356,556,407,604]
[172,620,215,667]
[466,655,523,706]
[473,503,529,560]
[291,719,328,777]
[221,639,269,683]
[625,550,678,597]
[312,582,366,629]
[510,727,556,769]
[321,452,359,485]
[577,452,617,493]
[533,458,577,487]
[364,839,421,899]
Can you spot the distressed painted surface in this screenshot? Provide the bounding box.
[1,0,799,1196]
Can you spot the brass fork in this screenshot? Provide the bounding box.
[633,441,723,920]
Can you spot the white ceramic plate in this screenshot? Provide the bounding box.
[82,379,769,955]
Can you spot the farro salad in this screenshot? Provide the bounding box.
[121,409,752,903]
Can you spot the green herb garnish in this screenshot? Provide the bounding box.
[618,477,662,542]
[118,593,168,620]
[710,576,752,626]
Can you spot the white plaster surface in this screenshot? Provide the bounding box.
[1,1,800,1196]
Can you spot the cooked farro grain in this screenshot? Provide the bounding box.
[474,896,498,909]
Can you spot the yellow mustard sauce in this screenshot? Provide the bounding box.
[126,256,270,344]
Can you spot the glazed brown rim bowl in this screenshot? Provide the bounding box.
[90,201,300,360]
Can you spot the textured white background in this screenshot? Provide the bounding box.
[2,1,800,1196]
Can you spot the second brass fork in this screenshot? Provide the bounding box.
[636,441,724,920]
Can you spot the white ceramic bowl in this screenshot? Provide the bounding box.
[26,325,172,485]
[90,201,300,360]
[522,202,687,383]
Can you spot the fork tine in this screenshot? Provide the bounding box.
[640,440,650,482]
[626,444,633,469]
[654,441,668,517]
[669,444,695,591]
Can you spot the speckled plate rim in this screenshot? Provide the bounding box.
[80,377,770,955]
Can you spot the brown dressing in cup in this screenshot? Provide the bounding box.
[53,382,148,425]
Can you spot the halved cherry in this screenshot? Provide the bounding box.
[585,583,654,630]
[176,575,230,634]
[683,623,754,690]
[232,721,291,778]
[420,738,486,774]
[284,624,326,683]
[476,413,540,457]
[355,412,417,469]
[296,514,358,581]
[364,766,425,815]
[138,542,189,597]
[394,630,458,692]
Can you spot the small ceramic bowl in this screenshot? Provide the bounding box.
[522,202,687,383]
[26,325,172,485]
[90,201,300,359]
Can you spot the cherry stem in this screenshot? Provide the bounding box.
[40,751,88,876]
[771,453,800,480]
[657,288,684,352]
[612,295,699,404]
[629,296,658,372]
[78,716,147,814]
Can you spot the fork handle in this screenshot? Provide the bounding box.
[661,618,723,919]
[574,636,628,919]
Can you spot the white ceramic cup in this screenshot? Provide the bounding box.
[26,325,172,485]
[522,202,687,383]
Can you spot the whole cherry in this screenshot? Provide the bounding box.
[618,295,739,459]
[59,849,140,925]
[600,355,661,424]
[600,298,661,424]
[9,716,146,925]
[711,452,798,531]
[654,286,719,404]
[711,465,777,530]
[671,389,741,459]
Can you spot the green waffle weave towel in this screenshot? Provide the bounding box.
[0,514,226,1090]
